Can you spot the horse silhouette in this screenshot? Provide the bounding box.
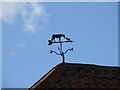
[48,34,71,45]
[51,34,65,41]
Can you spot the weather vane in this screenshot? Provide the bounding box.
[48,34,73,63]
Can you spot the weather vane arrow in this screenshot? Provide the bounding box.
[48,34,73,63]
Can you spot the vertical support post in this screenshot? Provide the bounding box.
[59,39,65,63]
[60,42,62,54]
[60,41,65,63]
[62,54,65,63]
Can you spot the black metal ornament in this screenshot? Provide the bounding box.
[48,34,73,63]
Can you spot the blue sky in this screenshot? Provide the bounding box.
[2,2,118,88]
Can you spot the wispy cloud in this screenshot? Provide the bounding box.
[17,43,26,48]
[1,3,18,24]
[9,43,26,56]
[10,51,16,56]
[1,2,47,34]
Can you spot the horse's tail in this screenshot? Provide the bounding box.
[51,35,54,41]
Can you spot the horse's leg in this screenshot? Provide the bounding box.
[54,38,56,42]
[59,37,61,42]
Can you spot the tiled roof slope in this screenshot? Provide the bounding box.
[29,63,120,89]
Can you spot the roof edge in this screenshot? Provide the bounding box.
[29,62,120,89]
[29,62,63,89]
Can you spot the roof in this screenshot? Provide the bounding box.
[29,63,120,89]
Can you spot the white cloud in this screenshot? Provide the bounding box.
[17,43,26,48]
[1,3,17,22]
[22,2,47,34]
[1,2,47,34]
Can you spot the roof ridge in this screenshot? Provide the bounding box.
[60,62,120,68]
[29,62,120,89]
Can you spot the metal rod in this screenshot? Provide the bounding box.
[49,40,73,44]
[62,54,65,63]
[59,38,65,63]
[60,42,62,54]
